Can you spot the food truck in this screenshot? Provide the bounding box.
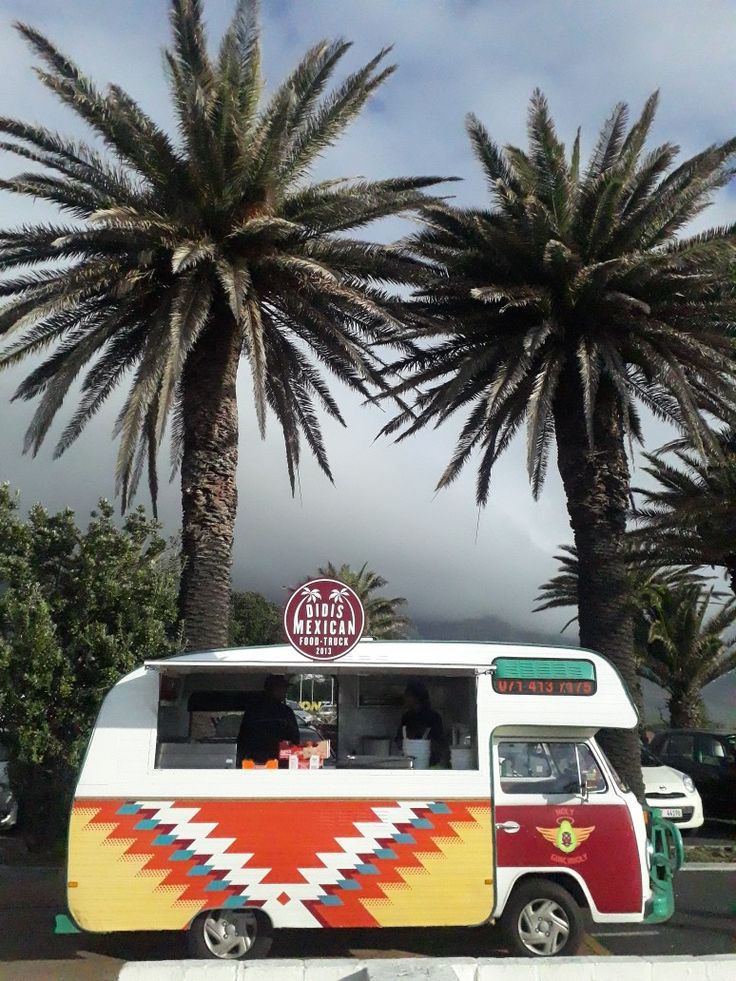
[64,639,682,960]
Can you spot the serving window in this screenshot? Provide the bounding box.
[155,669,478,771]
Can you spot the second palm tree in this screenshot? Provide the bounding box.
[383,92,736,794]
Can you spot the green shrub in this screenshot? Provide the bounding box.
[0,487,179,850]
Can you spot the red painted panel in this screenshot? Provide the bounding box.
[495,802,642,914]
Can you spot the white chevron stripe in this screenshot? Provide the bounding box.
[314,850,364,871]
[297,866,344,887]
[372,804,425,824]
[354,822,399,839]
[334,836,380,853]
[206,853,253,871]
[261,898,322,928]
[148,807,200,825]
[130,799,434,912]
[170,822,218,839]
[225,867,271,886]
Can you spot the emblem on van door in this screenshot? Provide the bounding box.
[536,817,595,855]
[284,578,365,661]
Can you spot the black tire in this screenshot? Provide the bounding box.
[187,908,272,960]
[500,877,583,957]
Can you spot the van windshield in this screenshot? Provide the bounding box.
[498,740,607,795]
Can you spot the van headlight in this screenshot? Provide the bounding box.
[683,776,696,794]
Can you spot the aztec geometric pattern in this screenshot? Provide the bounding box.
[68,798,493,932]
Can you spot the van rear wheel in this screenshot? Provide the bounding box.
[500,878,583,957]
[188,908,271,960]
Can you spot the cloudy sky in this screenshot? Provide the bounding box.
[0,0,735,633]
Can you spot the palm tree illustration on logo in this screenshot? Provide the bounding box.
[291,586,321,633]
[329,586,354,632]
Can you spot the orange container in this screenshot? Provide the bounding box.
[241,759,278,770]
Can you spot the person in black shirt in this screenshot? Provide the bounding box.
[236,675,300,765]
[396,681,447,766]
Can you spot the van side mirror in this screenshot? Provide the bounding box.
[578,775,590,803]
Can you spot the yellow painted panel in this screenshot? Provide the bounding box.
[362,806,493,926]
[67,808,203,932]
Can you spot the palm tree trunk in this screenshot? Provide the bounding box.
[179,312,241,650]
[553,372,645,801]
[668,687,705,728]
[726,555,736,597]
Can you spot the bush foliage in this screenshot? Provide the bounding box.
[229,591,283,648]
[0,486,179,848]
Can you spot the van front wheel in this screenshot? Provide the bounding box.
[188,909,272,960]
[500,878,583,957]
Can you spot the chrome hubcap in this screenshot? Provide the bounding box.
[518,898,570,956]
[202,910,256,959]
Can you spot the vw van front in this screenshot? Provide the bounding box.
[488,653,683,956]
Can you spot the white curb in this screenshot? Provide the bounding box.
[681,862,736,871]
[119,954,736,981]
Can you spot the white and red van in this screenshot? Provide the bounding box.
[63,640,681,959]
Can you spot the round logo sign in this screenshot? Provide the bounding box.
[283,578,365,661]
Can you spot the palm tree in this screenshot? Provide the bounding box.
[307,562,411,638]
[533,542,710,633]
[633,432,736,593]
[534,545,588,634]
[638,582,736,727]
[382,91,736,794]
[534,543,717,719]
[0,1,448,650]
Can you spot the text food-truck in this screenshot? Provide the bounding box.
[64,579,682,960]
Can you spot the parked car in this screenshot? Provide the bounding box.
[650,729,736,818]
[287,699,319,726]
[0,741,18,831]
[641,744,703,831]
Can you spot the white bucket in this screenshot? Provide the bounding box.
[451,747,474,770]
[403,738,431,770]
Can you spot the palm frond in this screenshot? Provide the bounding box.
[380,90,736,508]
[1,0,449,511]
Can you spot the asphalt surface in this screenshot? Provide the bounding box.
[0,863,733,979]
[589,868,735,957]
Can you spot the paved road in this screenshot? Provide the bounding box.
[590,868,735,957]
[0,865,733,980]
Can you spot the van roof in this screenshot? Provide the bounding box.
[145,638,604,674]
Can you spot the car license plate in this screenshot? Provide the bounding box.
[660,808,683,818]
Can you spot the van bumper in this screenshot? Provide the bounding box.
[642,809,684,925]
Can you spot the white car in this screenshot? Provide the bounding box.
[641,743,704,831]
[0,741,18,831]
